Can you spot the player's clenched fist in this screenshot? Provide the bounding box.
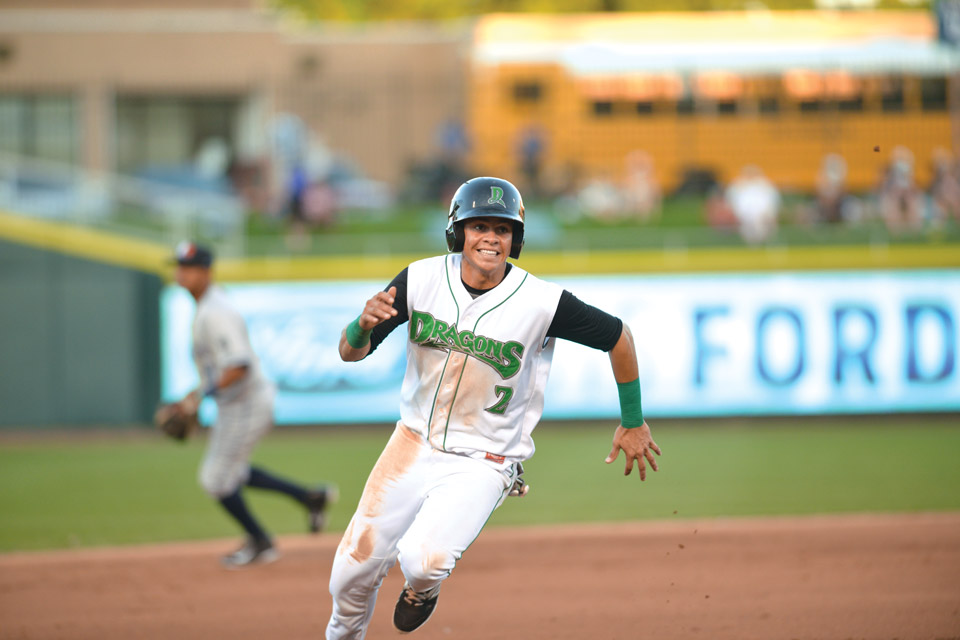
[341,286,400,361]
[359,286,399,330]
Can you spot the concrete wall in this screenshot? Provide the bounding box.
[0,3,469,185]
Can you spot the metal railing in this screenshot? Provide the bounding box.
[0,153,247,257]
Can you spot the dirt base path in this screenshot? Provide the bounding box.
[2,512,958,640]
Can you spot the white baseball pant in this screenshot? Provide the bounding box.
[198,386,274,497]
[326,423,516,640]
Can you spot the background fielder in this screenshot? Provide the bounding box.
[171,241,336,568]
[325,177,660,637]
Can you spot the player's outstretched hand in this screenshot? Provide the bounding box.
[605,423,661,480]
[359,286,399,330]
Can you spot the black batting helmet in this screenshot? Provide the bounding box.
[445,177,525,259]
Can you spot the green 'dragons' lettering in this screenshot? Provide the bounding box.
[409,310,524,379]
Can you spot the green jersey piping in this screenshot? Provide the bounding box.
[471,272,528,332]
[426,256,461,446]
[440,269,529,451]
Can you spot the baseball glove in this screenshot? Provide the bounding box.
[154,402,200,441]
[508,462,530,498]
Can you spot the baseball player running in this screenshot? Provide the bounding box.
[171,242,337,568]
[326,177,659,637]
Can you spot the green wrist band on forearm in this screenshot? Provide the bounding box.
[345,316,372,349]
[617,379,644,428]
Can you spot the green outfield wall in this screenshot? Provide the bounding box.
[0,240,162,426]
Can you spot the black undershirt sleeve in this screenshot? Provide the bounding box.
[546,289,623,352]
[367,267,409,355]
[366,274,621,354]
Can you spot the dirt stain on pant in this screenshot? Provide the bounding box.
[349,526,376,564]
[421,549,452,581]
[336,519,356,557]
[357,424,422,519]
[338,426,422,564]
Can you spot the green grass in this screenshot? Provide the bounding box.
[503,415,960,524]
[1,416,958,552]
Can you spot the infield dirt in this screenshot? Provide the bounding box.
[1,512,958,640]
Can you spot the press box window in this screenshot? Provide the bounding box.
[0,94,78,164]
[115,95,240,173]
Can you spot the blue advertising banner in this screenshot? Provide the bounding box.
[161,270,959,424]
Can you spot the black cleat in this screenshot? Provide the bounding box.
[220,537,279,569]
[305,485,338,534]
[393,582,441,633]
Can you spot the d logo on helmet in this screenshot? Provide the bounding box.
[487,187,506,207]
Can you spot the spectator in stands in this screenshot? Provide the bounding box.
[809,152,865,227]
[622,150,661,223]
[282,135,337,251]
[435,118,471,201]
[814,153,848,224]
[577,171,623,221]
[705,184,737,232]
[437,119,469,169]
[725,165,781,244]
[517,123,546,199]
[929,147,960,225]
[878,145,924,233]
[546,162,586,223]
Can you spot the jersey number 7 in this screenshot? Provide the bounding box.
[485,386,514,415]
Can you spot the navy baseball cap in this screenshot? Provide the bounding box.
[173,241,214,267]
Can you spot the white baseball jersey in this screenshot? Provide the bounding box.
[193,285,274,497]
[192,285,270,405]
[398,254,563,464]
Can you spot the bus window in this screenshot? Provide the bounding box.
[592,101,613,116]
[758,97,779,115]
[717,100,738,115]
[513,82,543,103]
[837,95,864,112]
[921,77,947,111]
[881,76,904,112]
[676,96,695,116]
[635,101,654,115]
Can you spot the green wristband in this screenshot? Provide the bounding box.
[616,379,644,428]
[345,316,372,349]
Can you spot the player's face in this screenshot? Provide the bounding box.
[175,265,210,298]
[460,216,512,287]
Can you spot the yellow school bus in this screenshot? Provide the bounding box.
[467,11,959,195]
